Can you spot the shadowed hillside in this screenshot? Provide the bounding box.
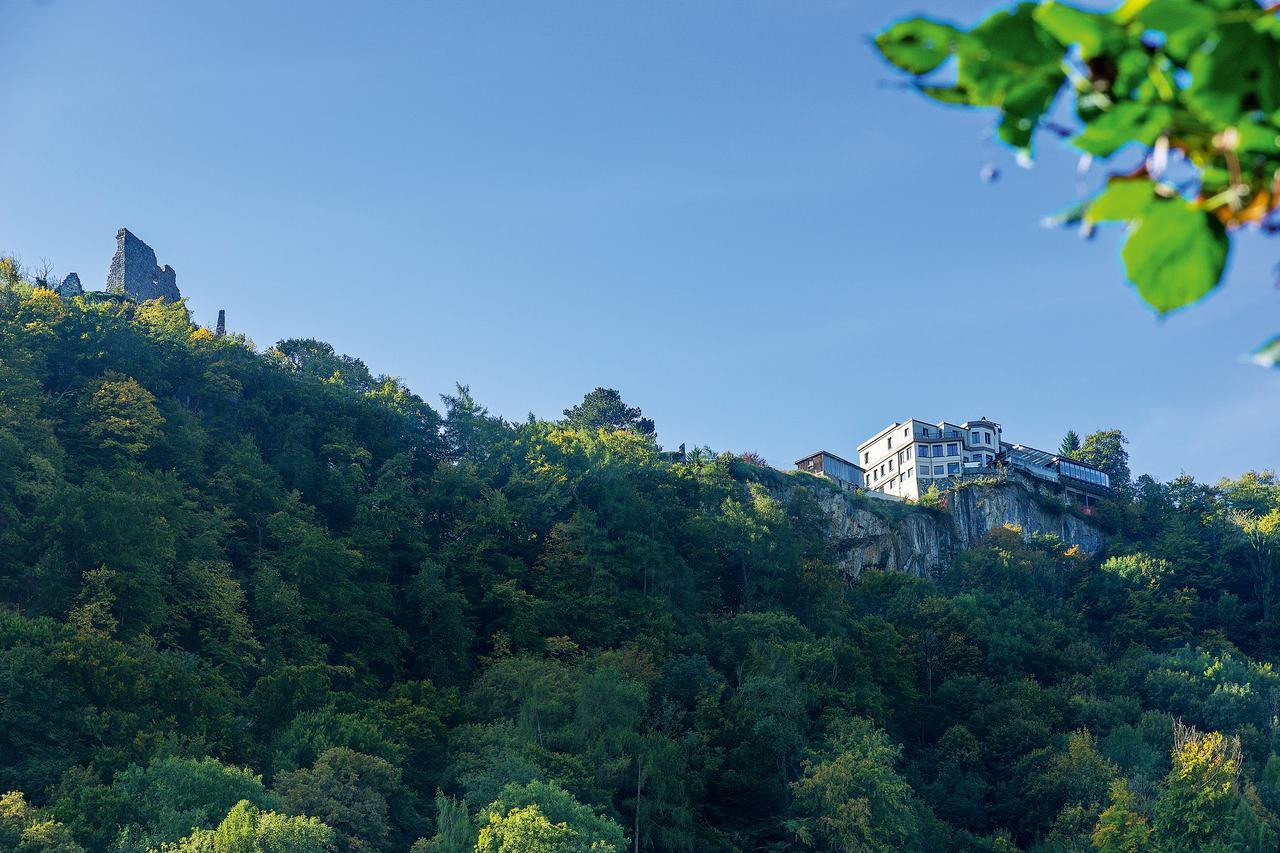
[1,273,1279,852]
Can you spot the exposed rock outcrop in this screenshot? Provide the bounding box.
[793,475,1107,580]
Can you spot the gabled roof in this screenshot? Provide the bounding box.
[795,449,862,471]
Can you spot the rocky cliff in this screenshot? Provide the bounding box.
[795,476,1108,580]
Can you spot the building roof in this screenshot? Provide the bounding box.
[856,420,906,451]
[1007,444,1058,468]
[795,449,862,471]
[1005,444,1107,473]
[857,417,1004,452]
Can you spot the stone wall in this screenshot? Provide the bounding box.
[105,228,180,301]
[56,273,82,298]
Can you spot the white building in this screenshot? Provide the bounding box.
[857,417,1004,500]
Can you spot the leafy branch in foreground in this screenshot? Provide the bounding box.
[874,0,1280,365]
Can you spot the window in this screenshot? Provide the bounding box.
[948,462,960,475]
[1060,460,1111,488]
[933,465,944,475]
[918,445,929,458]
[863,452,869,464]
[985,431,992,443]
[906,447,912,460]
[906,467,912,478]
[898,450,905,465]
[887,437,893,450]
[888,459,894,471]
[904,427,909,436]
[947,443,959,455]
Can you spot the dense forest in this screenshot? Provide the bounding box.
[0,270,1278,852]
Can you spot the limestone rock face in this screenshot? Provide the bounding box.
[947,483,1106,555]
[56,272,82,297]
[105,228,180,301]
[795,476,1107,581]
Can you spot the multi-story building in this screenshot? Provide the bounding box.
[857,417,1004,500]
[796,416,1113,506]
[794,450,864,491]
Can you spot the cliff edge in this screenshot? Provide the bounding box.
[750,468,1109,580]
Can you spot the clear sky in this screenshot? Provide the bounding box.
[3,0,1278,483]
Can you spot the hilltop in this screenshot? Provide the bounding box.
[0,270,1279,852]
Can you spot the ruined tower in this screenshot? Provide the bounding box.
[215,309,226,338]
[56,272,82,298]
[105,228,180,301]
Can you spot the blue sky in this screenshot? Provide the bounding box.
[3,0,1277,482]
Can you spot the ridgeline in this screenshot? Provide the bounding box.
[1,269,1279,852]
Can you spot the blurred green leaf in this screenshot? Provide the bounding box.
[1129,0,1216,61]
[875,18,961,75]
[1035,1,1126,56]
[1086,178,1157,222]
[961,3,1067,152]
[1074,102,1173,156]
[1185,22,1280,124]
[1121,200,1228,313]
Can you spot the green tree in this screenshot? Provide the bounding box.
[160,800,334,852]
[0,791,83,853]
[1092,779,1152,853]
[787,716,920,852]
[78,371,164,459]
[1060,430,1082,458]
[271,338,375,393]
[1229,508,1280,628]
[473,781,625,853]
[1078,430,1132,493]
[475,805,574,853]
[107,756,279,851]
[1151,723,1241,853]
[1229,793,1277,853]
[410,792,472,853]
[562,389,655,438]
[273,748,404,852]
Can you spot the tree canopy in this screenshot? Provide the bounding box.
[0,274,1279,850]
[562,388,656,437]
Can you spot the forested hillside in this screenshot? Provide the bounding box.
[1,273,1280,851]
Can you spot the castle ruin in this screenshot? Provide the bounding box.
[55,229,224,331]
[105,228,180,301]
[56,272,82,298]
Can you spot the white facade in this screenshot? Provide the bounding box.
[856,417,1004,500]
